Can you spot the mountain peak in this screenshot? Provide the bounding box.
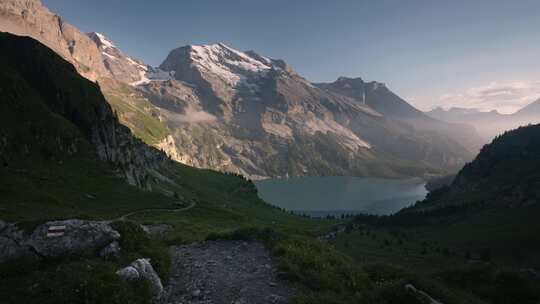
[161,42,297,87]
[336,76,364,82]
[331,76,386,91]
[516,98,540,115]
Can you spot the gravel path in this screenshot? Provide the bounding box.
[159,240,295,304]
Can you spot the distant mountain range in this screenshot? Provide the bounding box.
[427,100,540,141]
[0,0,485,179]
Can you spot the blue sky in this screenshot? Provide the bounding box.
[44,0,540,113]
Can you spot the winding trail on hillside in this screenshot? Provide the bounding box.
[115,201,196,221]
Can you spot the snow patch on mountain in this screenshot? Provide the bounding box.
[94,32,115,49]
[102,52,117,60]
[189,43,272,86]
[130,67,176,86]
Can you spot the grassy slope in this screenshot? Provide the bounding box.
[101,81,169,145]
[329,206,540,304]
[333,203,540,271]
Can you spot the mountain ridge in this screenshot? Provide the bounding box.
[427,101,540,141]
[405,123,540,213]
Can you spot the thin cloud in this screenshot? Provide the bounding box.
[437,81,540,114]
[166,107,217,123]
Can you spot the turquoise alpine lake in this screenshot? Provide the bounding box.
[254,176,428,216]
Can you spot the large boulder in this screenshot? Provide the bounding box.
[0,219,120,262]
[26,219,120,257]
[117,258,164,298]
[116,265,140,280]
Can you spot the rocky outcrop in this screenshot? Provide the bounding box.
[0,219,120,262]
[87,32,143,84]
[89,108,166,188]
[117,258,164,298]
[1,33,168,188]
[27,220,120,257]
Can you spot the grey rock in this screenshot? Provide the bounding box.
[0,219,122,262]
[26,219,120,258]
[190,289,201,298]
[117,266,140,281]
[131,258,164,297]
[99,240,121,259]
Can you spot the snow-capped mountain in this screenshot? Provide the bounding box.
[142,42,477,177]
[0,0,482,179]
[161,43,300,87]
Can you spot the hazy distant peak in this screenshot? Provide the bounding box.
[516,99,540,115]
[429,107,501,115]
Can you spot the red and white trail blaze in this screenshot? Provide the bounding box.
[46,225,66,237]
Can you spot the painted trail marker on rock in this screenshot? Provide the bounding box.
[47,225,66,237]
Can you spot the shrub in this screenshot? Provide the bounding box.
[111,221,171,280]
[0,259,152,304]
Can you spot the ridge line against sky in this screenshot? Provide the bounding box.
[43,0,540,114]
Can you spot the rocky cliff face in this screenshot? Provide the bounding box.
[0,0,109,80]
[0,33,167,188]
